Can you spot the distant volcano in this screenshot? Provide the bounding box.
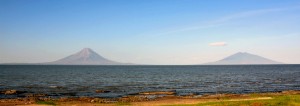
[47,48,125,65]
[205,52,282,65]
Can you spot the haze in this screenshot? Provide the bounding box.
[1,0,300,65]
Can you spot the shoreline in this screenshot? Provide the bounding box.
[1,90,299,106]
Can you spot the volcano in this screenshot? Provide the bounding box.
[47,48,125,65]
[205,52,282,65]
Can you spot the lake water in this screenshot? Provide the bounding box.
[0,65,300,98]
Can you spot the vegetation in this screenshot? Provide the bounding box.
[115,102,131,106]
[167,95,300,106]
[36,100,56,106]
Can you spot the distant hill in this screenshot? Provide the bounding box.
[205,52,283,65]
[46,48,129,65]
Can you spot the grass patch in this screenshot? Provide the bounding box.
[36,100,56,105]
[166,95,300,106]
[115,101,131,106]
[249,93,261,98]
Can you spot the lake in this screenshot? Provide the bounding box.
[0,65,299,98]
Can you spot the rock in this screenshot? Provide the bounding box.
[49,86,63,89]
[4,90,17,95]
[95,90,110,93]
[92,98,102,102]
[26,94,47,97]
[138,91,175,95]
[139,91,175,95]
[119,95,150,102]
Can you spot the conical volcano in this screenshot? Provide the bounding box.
[205,52,282,65]
[48,48,122,65]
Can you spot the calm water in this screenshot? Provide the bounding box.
[1,65,300,98]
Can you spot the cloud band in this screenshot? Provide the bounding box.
[209,42,227,46]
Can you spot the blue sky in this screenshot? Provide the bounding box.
[1,0,300,64]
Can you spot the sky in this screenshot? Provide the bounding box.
[1,0,300,65]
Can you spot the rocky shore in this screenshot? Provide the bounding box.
[0,90,300,106]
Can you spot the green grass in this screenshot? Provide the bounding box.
[36,100,56,106]
[165,95,300,106]
[115,101,131,106]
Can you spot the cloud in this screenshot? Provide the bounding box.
[211,6,300,24]
[145,6,300,37]
[209,42,227,46]
[153,25,216,36]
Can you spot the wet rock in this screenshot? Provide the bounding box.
[95,90,111,93]
[49,86,64,89]
[26,94,47,97]
[4,90,17,95]
[138,91,175,95]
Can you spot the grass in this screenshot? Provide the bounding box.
[36,100,56,106]
[166,95,300,106]
[115,102,131,106]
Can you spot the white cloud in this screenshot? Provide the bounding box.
[212,8,287,24]
[209,42,227,46]
[145,6,300,37]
